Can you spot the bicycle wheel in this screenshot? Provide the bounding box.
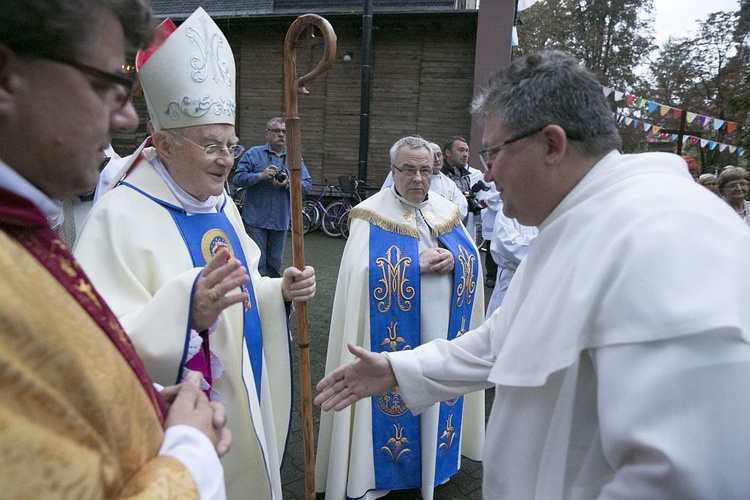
[303,200,321,231]
[322,200,351,237]
[302,210,313,235]
[340,209,351,239]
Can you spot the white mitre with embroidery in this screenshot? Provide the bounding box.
[136,7,236,131]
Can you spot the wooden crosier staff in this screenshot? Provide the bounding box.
[283,14,337,500]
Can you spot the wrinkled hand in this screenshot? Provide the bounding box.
[193,247,249,332]
[314,343,396,412]
[164,371,232,457]
[281,265,316,303]
[419,247,454,274]
[262,165,277,181]
[161,381,227,443]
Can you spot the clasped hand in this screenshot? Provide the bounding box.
[419,247,454,274]
[162,371,232,457]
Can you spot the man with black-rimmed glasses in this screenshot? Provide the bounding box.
[0,0,233,497]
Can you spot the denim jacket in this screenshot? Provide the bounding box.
[233,143,312,230]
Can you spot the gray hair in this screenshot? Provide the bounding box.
[267,117,285,130]
[0,0,154,60]
[389,136,432,166]
[471,51,621,158]
[718,166,750,192]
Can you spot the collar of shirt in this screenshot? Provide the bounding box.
[0,159,63,217]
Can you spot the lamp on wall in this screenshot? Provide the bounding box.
[342,51,353,63]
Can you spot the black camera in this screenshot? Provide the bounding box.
[274,168,288,183]
[465,180,489,215]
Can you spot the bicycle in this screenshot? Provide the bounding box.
[302,176,363,238]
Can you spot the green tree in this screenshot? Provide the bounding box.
[645,10,748,168]
[516,0,655,90]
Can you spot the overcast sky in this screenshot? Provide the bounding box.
[652,0,740,46]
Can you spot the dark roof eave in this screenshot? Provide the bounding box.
[156,8,477,21]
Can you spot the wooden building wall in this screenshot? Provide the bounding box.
[113,12,477,190]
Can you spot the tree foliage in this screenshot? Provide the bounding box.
[516,0,655,90]
[514,0,749,167]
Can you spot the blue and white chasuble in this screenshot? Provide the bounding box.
[122,183,265,397]
[368,215,479,491]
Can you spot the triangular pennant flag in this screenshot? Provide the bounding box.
[709,141,717,150]
[713,119,725,131]
[728,122,738,133]
[614,90,624,101]
[636,98,646,108]
[647,102,658,114]
[739,147,745,157]
[720,144,728,152]
[625,117,633,125]
[671,134,678,141]
[602,86,613,97]
[672,109,682,120]
[659,105,670,116]
[643,123,652,132]
[686,112,697,124]
[625,94,636,106]
[700,138,709,147]
[652,125,661,134]
[633,120,640,128]
[729,145,737,153]
[690,137,699,145]
[699,115,708,127]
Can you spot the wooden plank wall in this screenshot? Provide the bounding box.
[113,13,478,192]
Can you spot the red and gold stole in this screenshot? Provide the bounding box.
[0,186,167,420]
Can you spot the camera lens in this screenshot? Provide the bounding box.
[275,170,288,182]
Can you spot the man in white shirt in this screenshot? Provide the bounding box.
[315,50,750,499]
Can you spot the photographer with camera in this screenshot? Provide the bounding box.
[442,136,485,242]
[234,117,312,277]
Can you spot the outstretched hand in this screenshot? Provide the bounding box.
[314,343,397,412]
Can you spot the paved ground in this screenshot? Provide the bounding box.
[279,230,493,499]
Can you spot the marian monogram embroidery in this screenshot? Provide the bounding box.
[186,16,232,86]
[372,245,415,313]
[455,244,476,308]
